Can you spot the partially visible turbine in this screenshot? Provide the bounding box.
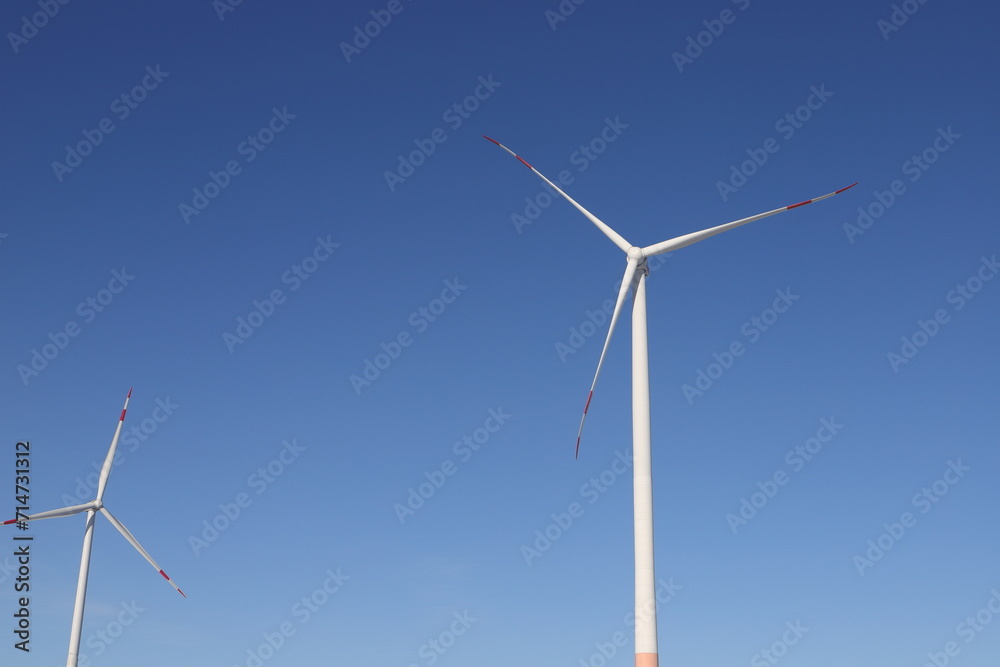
[3,389,185,667]
[485,135,854,667]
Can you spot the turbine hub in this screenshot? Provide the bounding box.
[627,246,645,262]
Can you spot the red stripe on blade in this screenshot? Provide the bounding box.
[583,391,593,414]
[786,199,813,210]
[835,182,858,194]
[3,519,17,525]
[120,409,127,421]
[482,135,500,146]
[516,155,533,169]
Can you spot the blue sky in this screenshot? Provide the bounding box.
[1,1,998,665]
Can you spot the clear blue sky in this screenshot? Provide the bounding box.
[1,1,998,665]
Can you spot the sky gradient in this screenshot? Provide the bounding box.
[1,1,998,666]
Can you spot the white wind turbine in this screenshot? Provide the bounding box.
[4,388,185,667]
[485,135,854,667]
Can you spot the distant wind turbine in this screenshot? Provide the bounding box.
[485,135,854,667]
[4,389,185,667]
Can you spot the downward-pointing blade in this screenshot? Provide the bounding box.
[2,501,97,524]
[99,507,186,598]
[96,388,132,502]
[576,259,639,458]
[641,183,858,257]
[483,136,632,253]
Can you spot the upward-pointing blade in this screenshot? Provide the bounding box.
[483,136,633,253]
[576,259,640,458]
[96,388,132,502]
[99,507,186,598]
[641,183,858,257]
[2,501,98,524]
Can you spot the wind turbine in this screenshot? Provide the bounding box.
[484,135,854,667]
[4,388,185,667]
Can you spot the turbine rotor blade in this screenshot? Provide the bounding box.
[2,501,98,524]
[641,183,857,257]
[96,388,132,502]
[576,259,639,458]
[483,136,632,253]
[99,507,186,598]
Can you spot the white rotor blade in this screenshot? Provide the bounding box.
[2,501,98,524]
[99,507,186,597]
[641,183,857,257]
[96,388,132,501]
[484,136,632,253]
[576,259,639,459]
